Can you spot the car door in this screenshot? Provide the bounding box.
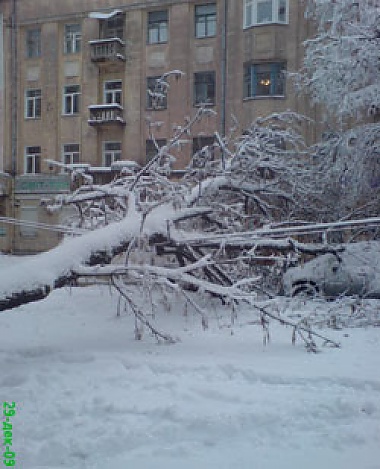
[322,258,352,297]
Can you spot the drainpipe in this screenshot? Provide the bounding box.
[10,0,17,252]
[220,0,228,169]
[11,0,17,176]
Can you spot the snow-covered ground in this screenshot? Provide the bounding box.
[1,255,380,469]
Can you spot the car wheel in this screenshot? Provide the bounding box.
[291,281,319,298]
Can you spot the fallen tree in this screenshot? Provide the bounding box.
[0,99,376,350]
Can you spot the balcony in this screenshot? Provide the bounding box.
[89,38,126,63]
[88,104,126,127]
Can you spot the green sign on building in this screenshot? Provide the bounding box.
[15,175,71,194]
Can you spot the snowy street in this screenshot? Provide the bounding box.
[1,281,379,469]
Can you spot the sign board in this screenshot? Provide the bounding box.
[15,175,71,194]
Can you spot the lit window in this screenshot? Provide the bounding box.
[146,76,167,110]
[103,141,121,167]
[147,10,168,44]
[64,24,81,54]
[25,89,41,119]
[244,0,288,27]
[104,80,122,105]
[195,4,217,38]
[244,63,285,97]
[62,144,80,165]
[63,85,80,115]
[25,146,41,174]
[26,28,41,58]
[194,71,216,106]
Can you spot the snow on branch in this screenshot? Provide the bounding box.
[297,0,380,120]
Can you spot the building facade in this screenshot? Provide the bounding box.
[0,0,317,253]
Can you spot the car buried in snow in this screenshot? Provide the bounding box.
[282,241,380,299]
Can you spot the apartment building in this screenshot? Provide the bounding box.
[0,0,316,253]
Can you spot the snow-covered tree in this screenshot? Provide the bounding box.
[311,123,380,221]
[298,0,380,121]
[295,0,380,219]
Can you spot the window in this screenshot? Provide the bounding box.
[62,144,80,165]
[25,146,41,174]
[147,10,168,44]
[104,80,122,105]
[25,89,41,119]
[146,139,167,163]
[103,14,124,40]
[63,85,80,115]
[26,28,41,58]
[103,141,121,167]
[146,76,167,110]
[244,0,288,27]
[194,71,216,105]
[244,62,285,97]
[192,136,216,167]
[64,24,81,54]
[195,4,217,38]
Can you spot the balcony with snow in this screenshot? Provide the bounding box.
[89,9,126,64]
[88,104,126,127]
[89,38,126,63]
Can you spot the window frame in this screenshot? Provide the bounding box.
[147,10,168,44]
[146,76,168,110]
[64,23,82,54]
[62,143,80,166]
[193,71,216,106]
[244,0,289,28]
[104,80,123,105]
[103,141,122,167]
[25,146,41,174]
[146,139,167,163]
[102,14,125,40]
[26,28,41,58]
[63,84,81,115]
[25,89,41,119]
[195,3,217,39]
[244,62,286,98]
[192,135,217,167]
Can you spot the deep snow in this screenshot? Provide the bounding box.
[0,254,380,469]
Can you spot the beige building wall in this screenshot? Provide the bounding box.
[0,0,321,252]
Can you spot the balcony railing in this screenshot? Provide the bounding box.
[89,37,126,63]
[88,104,126,126]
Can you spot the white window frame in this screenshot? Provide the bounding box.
[147,10,168,44]
[244,0,288,28]
[63,84,80,115]
[62,143,80,166]
[25,89,41,119]
[25,146,41,174]
[64,24,82,54]
[103,141,122,167]
[104,80,122,105]
[195,4,217,38]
